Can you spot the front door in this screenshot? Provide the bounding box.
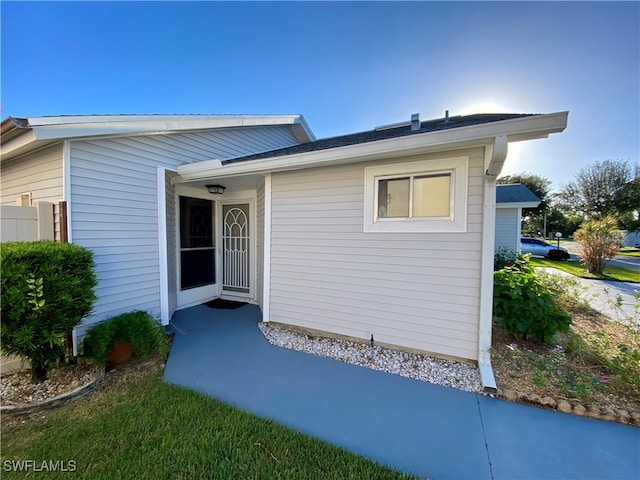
[222,203,251,296]
[176,195,217,308]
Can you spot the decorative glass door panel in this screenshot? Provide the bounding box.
[222,204,250,294]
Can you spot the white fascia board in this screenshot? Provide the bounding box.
[0,129,38,158]
[496,201,540,209]
[178,112,569,182]
[26,114,313,141]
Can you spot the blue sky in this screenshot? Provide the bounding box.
[2,1,638,190]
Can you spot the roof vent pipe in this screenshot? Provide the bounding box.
[444,110,450,123]
[411,113,420,131]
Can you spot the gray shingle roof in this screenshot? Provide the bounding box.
[496,184,541,204]
[222,113,535,165]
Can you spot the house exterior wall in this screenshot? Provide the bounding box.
[268,147,486,361]
[495,208,519,252]
[0,144,63,239]
[69,126,300,332]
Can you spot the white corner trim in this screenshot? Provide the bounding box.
[72,327,78,357]
[157,167,170,325]
[478,147,498,393]
[62,139,73,243]
[262,173,272,322]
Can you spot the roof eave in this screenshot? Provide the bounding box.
[497,201,541,209]
[0,118,40,160]
[23,114,315,141]
[177,111,569,182]
[1,113,315,161]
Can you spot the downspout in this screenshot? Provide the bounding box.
[63,140,80,356]
[478,135,508,394]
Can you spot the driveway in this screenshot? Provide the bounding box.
[538,267,638,325]
[164,304,640,480]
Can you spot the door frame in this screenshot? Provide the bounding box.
[217,196,256,301]
[173,185,256,309]
[174,185,219,310]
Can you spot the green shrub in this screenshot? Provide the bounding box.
[0,241,97,382]
[494,247,519,271]
[574,216,625,274]
[83,311,169,365]
[493,256,572,343]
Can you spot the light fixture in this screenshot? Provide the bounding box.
[206,184,226,194]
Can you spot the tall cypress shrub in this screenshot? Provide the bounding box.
[1,241,97,382]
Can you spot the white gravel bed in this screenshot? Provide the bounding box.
[259,323,483,394]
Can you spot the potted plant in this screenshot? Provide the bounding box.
[83,311,168,366]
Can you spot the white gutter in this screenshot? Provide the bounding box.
[24,114,315,142]
[496,201,540,209]
[1,114,315,159]
[477,138,509,394]
[177,112,569,182]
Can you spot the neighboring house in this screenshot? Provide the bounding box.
[623,231,640,248]
[495,184,541,253]
[0,111,568,392]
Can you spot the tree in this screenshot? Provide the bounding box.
[574,217,625,275]
[558,159,639,219]
[497,172,553,215]
[615,175,640,232]
[497,172,553,236]
[544,206,583,238]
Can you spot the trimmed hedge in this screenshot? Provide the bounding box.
[0,241,97,381]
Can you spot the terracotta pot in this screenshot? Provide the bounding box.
[107,341,133,365]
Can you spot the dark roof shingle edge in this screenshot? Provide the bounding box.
[222,113,536,165]
[496,184,541,204]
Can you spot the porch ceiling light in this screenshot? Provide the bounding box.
[206,184,226,194]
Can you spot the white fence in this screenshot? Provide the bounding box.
[1,203,54,242]
[1,202,56,375]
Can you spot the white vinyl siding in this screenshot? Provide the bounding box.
[70,126,299,329]
[495,208,519,252]
[269,148,485,361]
[0,144,64,240]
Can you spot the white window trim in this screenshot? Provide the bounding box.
[364,157,468,233]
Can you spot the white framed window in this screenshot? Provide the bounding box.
[364,157,468,233]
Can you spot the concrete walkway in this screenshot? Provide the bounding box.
[164,304,640,480]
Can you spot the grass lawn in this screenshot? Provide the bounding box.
[619,248,640,258]
[1,362,416,480]
[530,258,640,283]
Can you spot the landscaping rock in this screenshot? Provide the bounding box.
[541,396,557,409]
[259,323,483,393]
[616,409,631,424]
[587,405,601,419]
[573,403,586,416]
[503,389,518,402]
[601,407,617,422]
[557,400,572,413]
